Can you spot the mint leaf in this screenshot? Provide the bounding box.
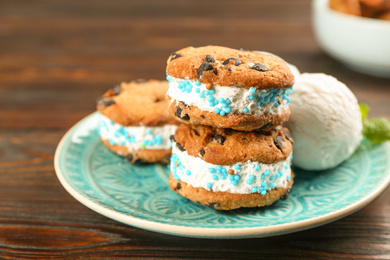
[359,103,370,121]
[363,118,390,143]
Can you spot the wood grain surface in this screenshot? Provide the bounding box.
[0,0,389,259]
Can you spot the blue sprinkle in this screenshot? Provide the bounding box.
[186,170,191,176]
[252,187,258,193]
[275,102,280,107]
[270,176,275,181]
[207,96,214,102]
[287,176,291,181]
[109,139,115,146]
[222,103,229,108]
[220,174,227,180]
[264,170,269,176]
[231,180,238,186]
[209,102,215,107]
[234,175,240,181]
[243,107,249,113]
[219,97,226,103]
[226,98,231,105]
[214,100,219,105]
[119,140,125,146]
[195,81,201,86]
[248,95,254,101]
[222,168,227,174]
[209,168,216,173]
[212,175,218,180]
[220,111,226,116]
[199,93,205,98]
[264,97,270,103]
[246,179,252,184]
[195,88,200,93]
[224,107,231,113]
[214,107,221,114]
[249,174,254,180]
[186,88,192,93]
[229,175,234,181]
[216,165,222,171]
[207,182,212,189]
[261,190,267,195]
[287,97,291,103]
[271,96,276,102]
[210,89,215,94]
[235,164,241,170]
[269,183,275,188]
[262,181,266,187]
[261,92,267,97]
[146,129,152,135]
[285,165,288,170]
[261,174,265,180]
[205,90,210,96]
[250,87,256,94]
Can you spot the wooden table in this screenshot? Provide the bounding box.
[1,0,389,258]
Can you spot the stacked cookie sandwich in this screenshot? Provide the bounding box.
[166,46,295,210]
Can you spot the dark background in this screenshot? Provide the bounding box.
[0,0,389,259]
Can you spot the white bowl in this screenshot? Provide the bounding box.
[313,0,390,78]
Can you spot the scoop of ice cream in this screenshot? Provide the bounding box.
[285,73,362,170]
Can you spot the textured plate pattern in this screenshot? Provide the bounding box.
[55,112,390,238]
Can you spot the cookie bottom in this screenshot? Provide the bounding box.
[169,171,294,210]
[101,138,171,164]
[169,101,291,131]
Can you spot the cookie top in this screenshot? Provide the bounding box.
[166,46,294,89]
[172,124,293,165]
[97,80,179,126]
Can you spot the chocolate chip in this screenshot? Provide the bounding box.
[280,189,291,200]
[199,149,205,157]
[97,97,116,107]
[176,142,185,152]
[193,129,200,136]
[175,106,182,118]
[175,106,190,120]
[125,153,134,163]
[201,115,205,119]
[176,182,181,190]
[222,58,242,66]
[206,203,219,209]
[134,79,147,83]
[280,128,294,144]
[227,68,232,72]
[169,52,182,62]
[251,63,269,72]
[274,136,284,152]
[259,123,271,130]
[197,61,216,79]
[213,134,225,145]
[205,55,215,63]
[169,135,175,143]
[111,84,122,95]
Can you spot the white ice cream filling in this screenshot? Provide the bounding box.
[99,115,177,151]
[170,143,292,194]
[166,75,292,117]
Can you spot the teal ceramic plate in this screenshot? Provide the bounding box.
[54,112,390,239]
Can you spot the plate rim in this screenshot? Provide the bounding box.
[54,112,390,239]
